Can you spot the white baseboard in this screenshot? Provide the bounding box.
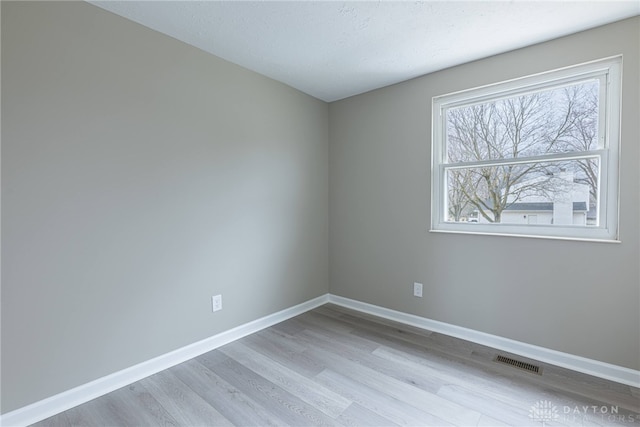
[0,294,329,427]
[328,294,640,388]
[3,292,638,427]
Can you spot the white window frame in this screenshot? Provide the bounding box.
[431,56,622,242]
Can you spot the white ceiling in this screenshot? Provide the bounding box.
[89,1,640,102]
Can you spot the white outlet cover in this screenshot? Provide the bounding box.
[212,295,222,312]
[413,282,423,298]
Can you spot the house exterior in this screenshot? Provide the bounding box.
[476,171,592,226]
[499,201,589,225]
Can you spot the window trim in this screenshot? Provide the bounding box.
[430,56,622,242]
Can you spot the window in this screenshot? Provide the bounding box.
[431,57,621,241]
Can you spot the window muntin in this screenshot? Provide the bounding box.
[431,57,621,241]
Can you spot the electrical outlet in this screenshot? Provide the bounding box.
[413,282,423,298]
[212,294,222,312]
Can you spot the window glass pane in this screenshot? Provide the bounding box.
[446,80,600,163]
[446,158,599,226]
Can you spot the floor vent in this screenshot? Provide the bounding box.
[495,355,542,374]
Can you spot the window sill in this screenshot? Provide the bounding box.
[428,228,621,244]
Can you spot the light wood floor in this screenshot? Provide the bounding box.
[33,304,639,426]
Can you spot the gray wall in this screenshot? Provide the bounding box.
[329,17,640,371]
[2,2,328,413]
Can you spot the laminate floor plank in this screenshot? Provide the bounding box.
[41,384,180,427]
[323,311,439,351]
[171,359,284,427]
[315,305,435,340]
[375,340,639,425]
[463,345,640,412]
[295,327,444,395]
[218,341,352,418]
[314,368,453,426]
[336,403,400,427]
[299,342,482,426]
[29,304,639,427]
[30,411,70,427]
[242,329,327,378]
[295,311,359,335]
[536,389,640,427]
[52,397,125,427]
[198,355,341,427]
[476,414,511,426]
[353,326,522,393]
[269,317,307,336]
[138,370,233,427]
[523,367,640,412]
[372,345,561,409]
[295,319,383,355]
[436,383,547,426]
[116,383,179,427]
[350,323,497,371]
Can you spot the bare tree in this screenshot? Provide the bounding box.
[447,169,472,221]
[445,83,597,223]
[558,84,599,204]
